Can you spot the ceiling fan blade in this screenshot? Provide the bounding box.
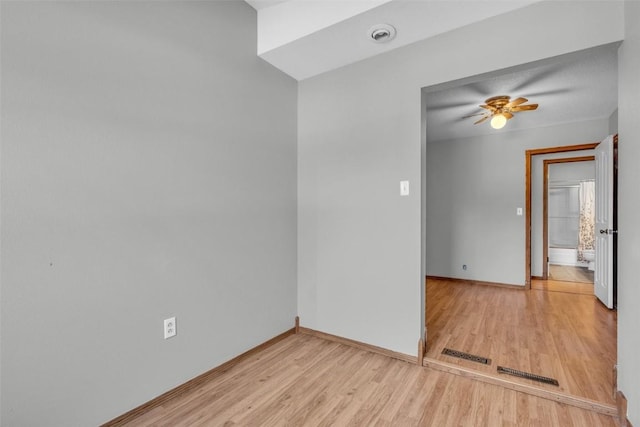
[427,101,480,111]
[503,112,514,120]
[510,64,562,93]
[474,116,490,125]
[525,89,571,97]
[480,104,498,111]
[510,104,538,112]
[463,112,486,118]
[505,97,527,108]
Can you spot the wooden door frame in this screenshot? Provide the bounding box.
[542,156,595,279]
[524,143,599,289]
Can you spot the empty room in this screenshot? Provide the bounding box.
[1,1,640,426]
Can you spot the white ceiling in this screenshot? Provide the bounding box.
[245,1,619,142]
[246,0,539,80]
[245,0,288,10]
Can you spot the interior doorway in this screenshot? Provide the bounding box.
[524,143,598,288]
[543,156,595,284]
[421,45,619,406]
[525,136,618,306]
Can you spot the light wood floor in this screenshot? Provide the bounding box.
[531,278,594,295]
[426,278,617,406]
[548,264,594,283]
[120,333,616,426]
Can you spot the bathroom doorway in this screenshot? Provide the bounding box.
[543,156,595,284]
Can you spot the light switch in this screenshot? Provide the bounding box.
[517,207,523,216]
[400,181,409,196]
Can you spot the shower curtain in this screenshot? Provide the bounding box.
[577,180,595,261]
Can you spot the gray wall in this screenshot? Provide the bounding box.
[298,1,623,356]
[548,160,595,183]
[0,2,297,426]
[618,1,640,423]
[426,120,606,284]
[609,108,619,134]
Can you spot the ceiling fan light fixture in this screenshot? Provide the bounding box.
[466,96,538,128]
[490,114,507,129]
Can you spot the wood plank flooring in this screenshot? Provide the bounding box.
[548,264,594,283]
[531,279,594,295]
[119,333,616,426]
[425,278,617,406]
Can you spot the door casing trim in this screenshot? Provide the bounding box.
[524,143,599,288]
[542,155,595,279]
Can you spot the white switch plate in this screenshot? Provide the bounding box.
[516,207,523,216]
[164,317,176,339]
[400,180,409,196]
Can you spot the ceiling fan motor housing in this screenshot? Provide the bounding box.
[485,95,511,109]
[469,95,538,126]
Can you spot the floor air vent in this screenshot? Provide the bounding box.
[442,348,491,365]
[497,366,559,386]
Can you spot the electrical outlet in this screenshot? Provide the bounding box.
[164,317,177,339]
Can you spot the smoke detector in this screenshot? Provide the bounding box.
[368,24,397,43]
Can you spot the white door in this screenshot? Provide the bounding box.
[594,135,614,309]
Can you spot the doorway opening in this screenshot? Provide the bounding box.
[524,143,598,288]
[543,156,596,285]
[422,45,619,406]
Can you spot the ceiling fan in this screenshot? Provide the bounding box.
[466,95,538,129]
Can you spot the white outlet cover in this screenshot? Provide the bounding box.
[164,317,177,339]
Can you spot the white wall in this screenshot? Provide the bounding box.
[426,120,605,284]
[618,1,640,424]
[298,1,623,356]
[0,2,297,426]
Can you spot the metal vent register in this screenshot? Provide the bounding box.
[497,366,560,386]
[442,348,491,365]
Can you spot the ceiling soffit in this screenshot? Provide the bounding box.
[247,0,539,81]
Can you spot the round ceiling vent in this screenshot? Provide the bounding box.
[368,24,397,43]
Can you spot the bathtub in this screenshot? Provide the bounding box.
[548,247,589,267]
